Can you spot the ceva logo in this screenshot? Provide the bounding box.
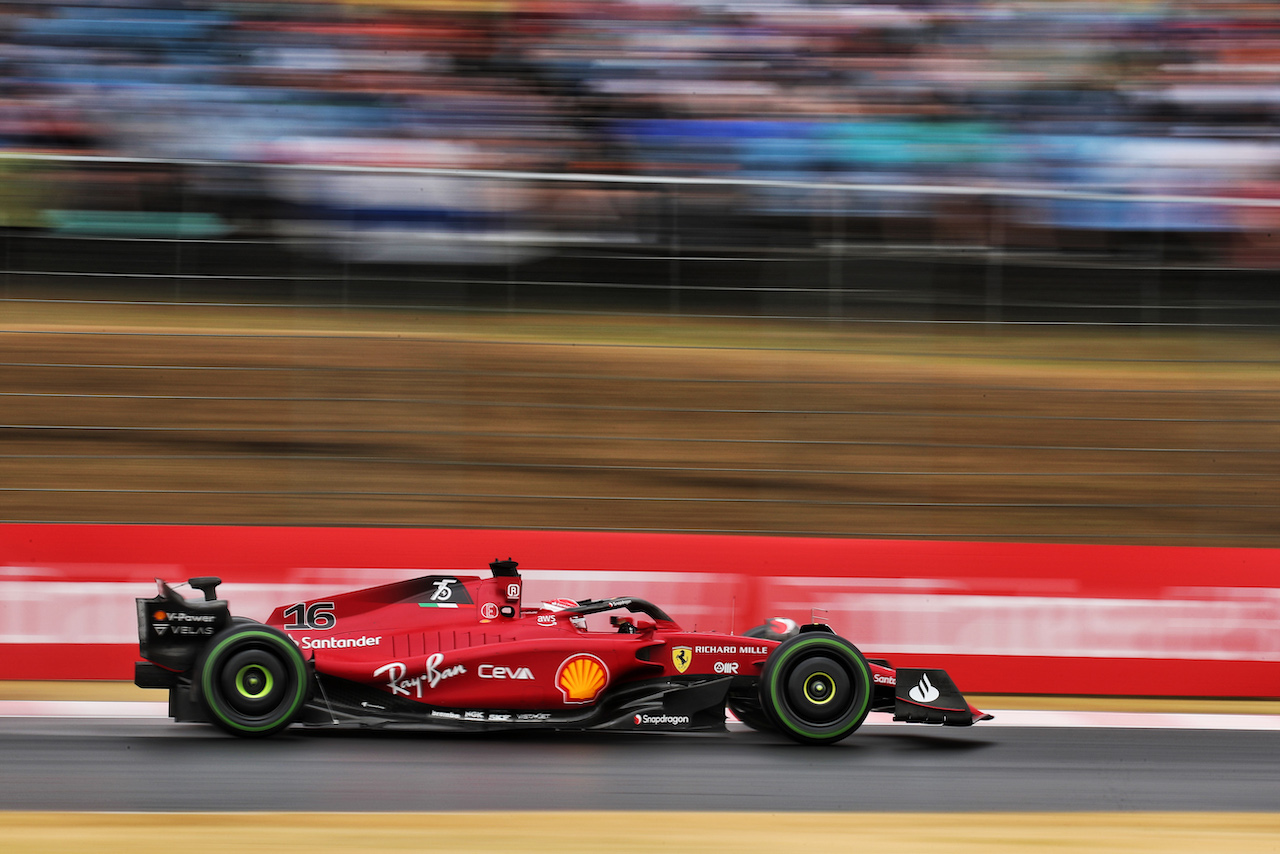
[909,673,940,704]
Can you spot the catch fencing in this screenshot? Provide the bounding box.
[5,150,1280,324]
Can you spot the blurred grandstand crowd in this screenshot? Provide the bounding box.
[3,0,1280,266]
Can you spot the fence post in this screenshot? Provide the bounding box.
[1143,220,1163,331]
[829,187,843,320]
[985,192,1003,327]
[669,184,681,315]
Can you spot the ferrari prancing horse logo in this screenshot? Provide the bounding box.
[672,646,692,674]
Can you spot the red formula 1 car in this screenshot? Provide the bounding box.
[135,559,991,743]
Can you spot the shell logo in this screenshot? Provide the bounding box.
[556,653,609,705]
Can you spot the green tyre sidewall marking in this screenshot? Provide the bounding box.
[766,635,871,742]
[201,629,307,735]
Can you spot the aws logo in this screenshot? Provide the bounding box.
[556,653,609,704]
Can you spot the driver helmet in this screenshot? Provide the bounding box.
[742,616,800,641]
[539,597,587,629]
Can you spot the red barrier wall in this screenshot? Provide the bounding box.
[1,524,1277,696]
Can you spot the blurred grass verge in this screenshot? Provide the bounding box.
[3,811,1280,853]
[2,300,1277,544]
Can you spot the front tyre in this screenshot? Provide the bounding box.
[194,625,310,738]
[758,633,872,745]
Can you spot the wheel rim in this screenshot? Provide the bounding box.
[784,654,852,725]
[217,647,289,716]
[235,664,274,700]
[804,671,834,704]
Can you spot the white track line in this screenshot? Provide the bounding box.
[0,701,169,717]
[948,709,1280,731]
[2,702,1278,730]
[859,709,1280,730]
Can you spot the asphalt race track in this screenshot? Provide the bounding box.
[2,716,1277,813]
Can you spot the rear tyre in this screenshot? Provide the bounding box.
[758,633,872,745]
[194,624,310,738]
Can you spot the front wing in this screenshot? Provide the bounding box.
[894,668,993,726]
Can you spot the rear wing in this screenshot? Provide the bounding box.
[136,578,231,673]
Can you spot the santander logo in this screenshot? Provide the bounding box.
[909,673,940,704]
